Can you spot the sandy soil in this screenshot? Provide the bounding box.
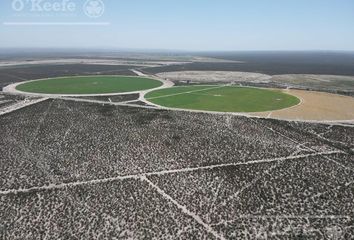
[0,57,239,68]
[251,89,354,121]
[157,71,272,83]
[0,59,191,68]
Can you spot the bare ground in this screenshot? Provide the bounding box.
[157,71,272,83]
[252,89,354,121]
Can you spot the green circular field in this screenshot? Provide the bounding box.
[145,85,300,113]
[16,76,163,95]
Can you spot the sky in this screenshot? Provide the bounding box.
[0,0,354,51]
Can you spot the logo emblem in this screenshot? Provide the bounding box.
[84,0,105,18]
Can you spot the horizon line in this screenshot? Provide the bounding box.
[0,48,354,54]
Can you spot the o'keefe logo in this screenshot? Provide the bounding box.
[83,0,105,18]
[11,0,77,12]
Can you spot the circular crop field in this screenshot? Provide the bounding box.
[16,76,163,95]
[145,85,300,113]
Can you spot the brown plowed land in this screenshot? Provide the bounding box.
[252,90,354,121]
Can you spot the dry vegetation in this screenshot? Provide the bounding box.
[157,71,272,83]
[0,99,353,239]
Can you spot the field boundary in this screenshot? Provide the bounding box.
[3,74,170,97]
[144,85,302,114]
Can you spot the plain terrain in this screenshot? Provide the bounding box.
[1,51,354,239]
[0,100,353,239]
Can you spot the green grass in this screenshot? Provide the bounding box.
[16,76,162,94]
[145,85,300,113]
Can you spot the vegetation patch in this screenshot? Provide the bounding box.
[16,76,162,94]
[146,86,300,113]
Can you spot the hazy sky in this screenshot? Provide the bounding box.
[1,0,354,51]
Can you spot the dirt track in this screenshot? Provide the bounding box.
[252,89,354,121]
